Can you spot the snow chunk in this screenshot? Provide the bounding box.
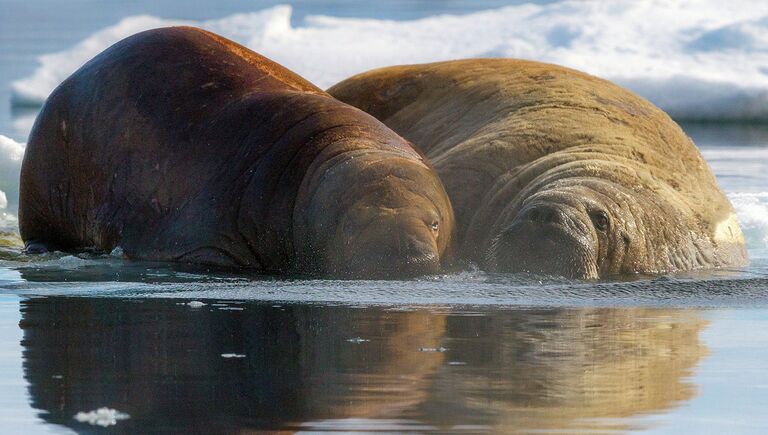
[221,353,246,358]
[73,407,129,427]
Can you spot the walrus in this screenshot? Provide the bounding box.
[19,27,454,278]
[329,59,747,279]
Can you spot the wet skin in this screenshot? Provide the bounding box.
[329,59,747,279]
[19,27,454,278]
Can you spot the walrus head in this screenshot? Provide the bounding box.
[337,191,446,278]
[295,149,454,279]
[479,158,726,280]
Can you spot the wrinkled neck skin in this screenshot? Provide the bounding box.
[473,155,726,280]
[292,147,454,279]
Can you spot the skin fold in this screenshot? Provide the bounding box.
[19,27,454,278]
[329,59,747,279]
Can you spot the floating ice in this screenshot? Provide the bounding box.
[11,1,768,120]
[0,135,24,162]
[12,15,189,106]
[699,147,768,250]
[0,136,24,231]
[186,301,206,308]
[73,407,129,427]
[221,353,246,358]
[728,193,768,249]
[56,255,94,268]
[419,346,448,353]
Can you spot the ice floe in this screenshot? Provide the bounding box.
[73,407,129,427]
[11,1,768,121]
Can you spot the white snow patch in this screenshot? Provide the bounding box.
[419,346,448,352]
[73,407,129,427]
[221,353,246,358]
[729,193,768,249]
[12,2,768,120]
[0,135,25,162]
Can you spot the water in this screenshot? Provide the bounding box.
[3,0,768,433]
[3,297,768,433]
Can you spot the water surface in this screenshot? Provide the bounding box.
[0,295,766,434]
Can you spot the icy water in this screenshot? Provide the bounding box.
[4,0,768,433]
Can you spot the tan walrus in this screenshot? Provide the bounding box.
[19,27,454,278]
[329,59,747,278]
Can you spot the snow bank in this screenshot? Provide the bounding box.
[0,135,24,162]
[11,1,768,120]
[0,136,24,230]
[702,147,768,249]
[729,193,768,249]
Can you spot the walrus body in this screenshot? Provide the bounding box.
[19,27,454,278]
[329,59,747,278]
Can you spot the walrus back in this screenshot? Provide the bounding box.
[329,59,747,274]
[330,59,722,214]
[20,27,451,277]
[21,27,323,255]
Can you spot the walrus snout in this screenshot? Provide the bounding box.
[521,203,568,226]
[486,203,598,279]
[343,224,441,279]
[325,178,452,279]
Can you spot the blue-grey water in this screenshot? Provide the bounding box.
[3,1,768,433]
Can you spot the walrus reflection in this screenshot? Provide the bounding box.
[19,298,445,433]
[329,59,747,278]
[20,299,707,432]
[19,27,454,278]
[418,308,708,432]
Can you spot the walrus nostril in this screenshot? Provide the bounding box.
[525,204,563,225]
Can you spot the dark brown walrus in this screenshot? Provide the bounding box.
[19,27,454,278]
[329,59,747,279]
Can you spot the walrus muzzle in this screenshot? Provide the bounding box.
[332,206,442,278]
[488,202,598,279]
[345,228,440,278]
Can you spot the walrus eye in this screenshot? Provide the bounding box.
[430,221,440,232]
[590,211,609,232]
